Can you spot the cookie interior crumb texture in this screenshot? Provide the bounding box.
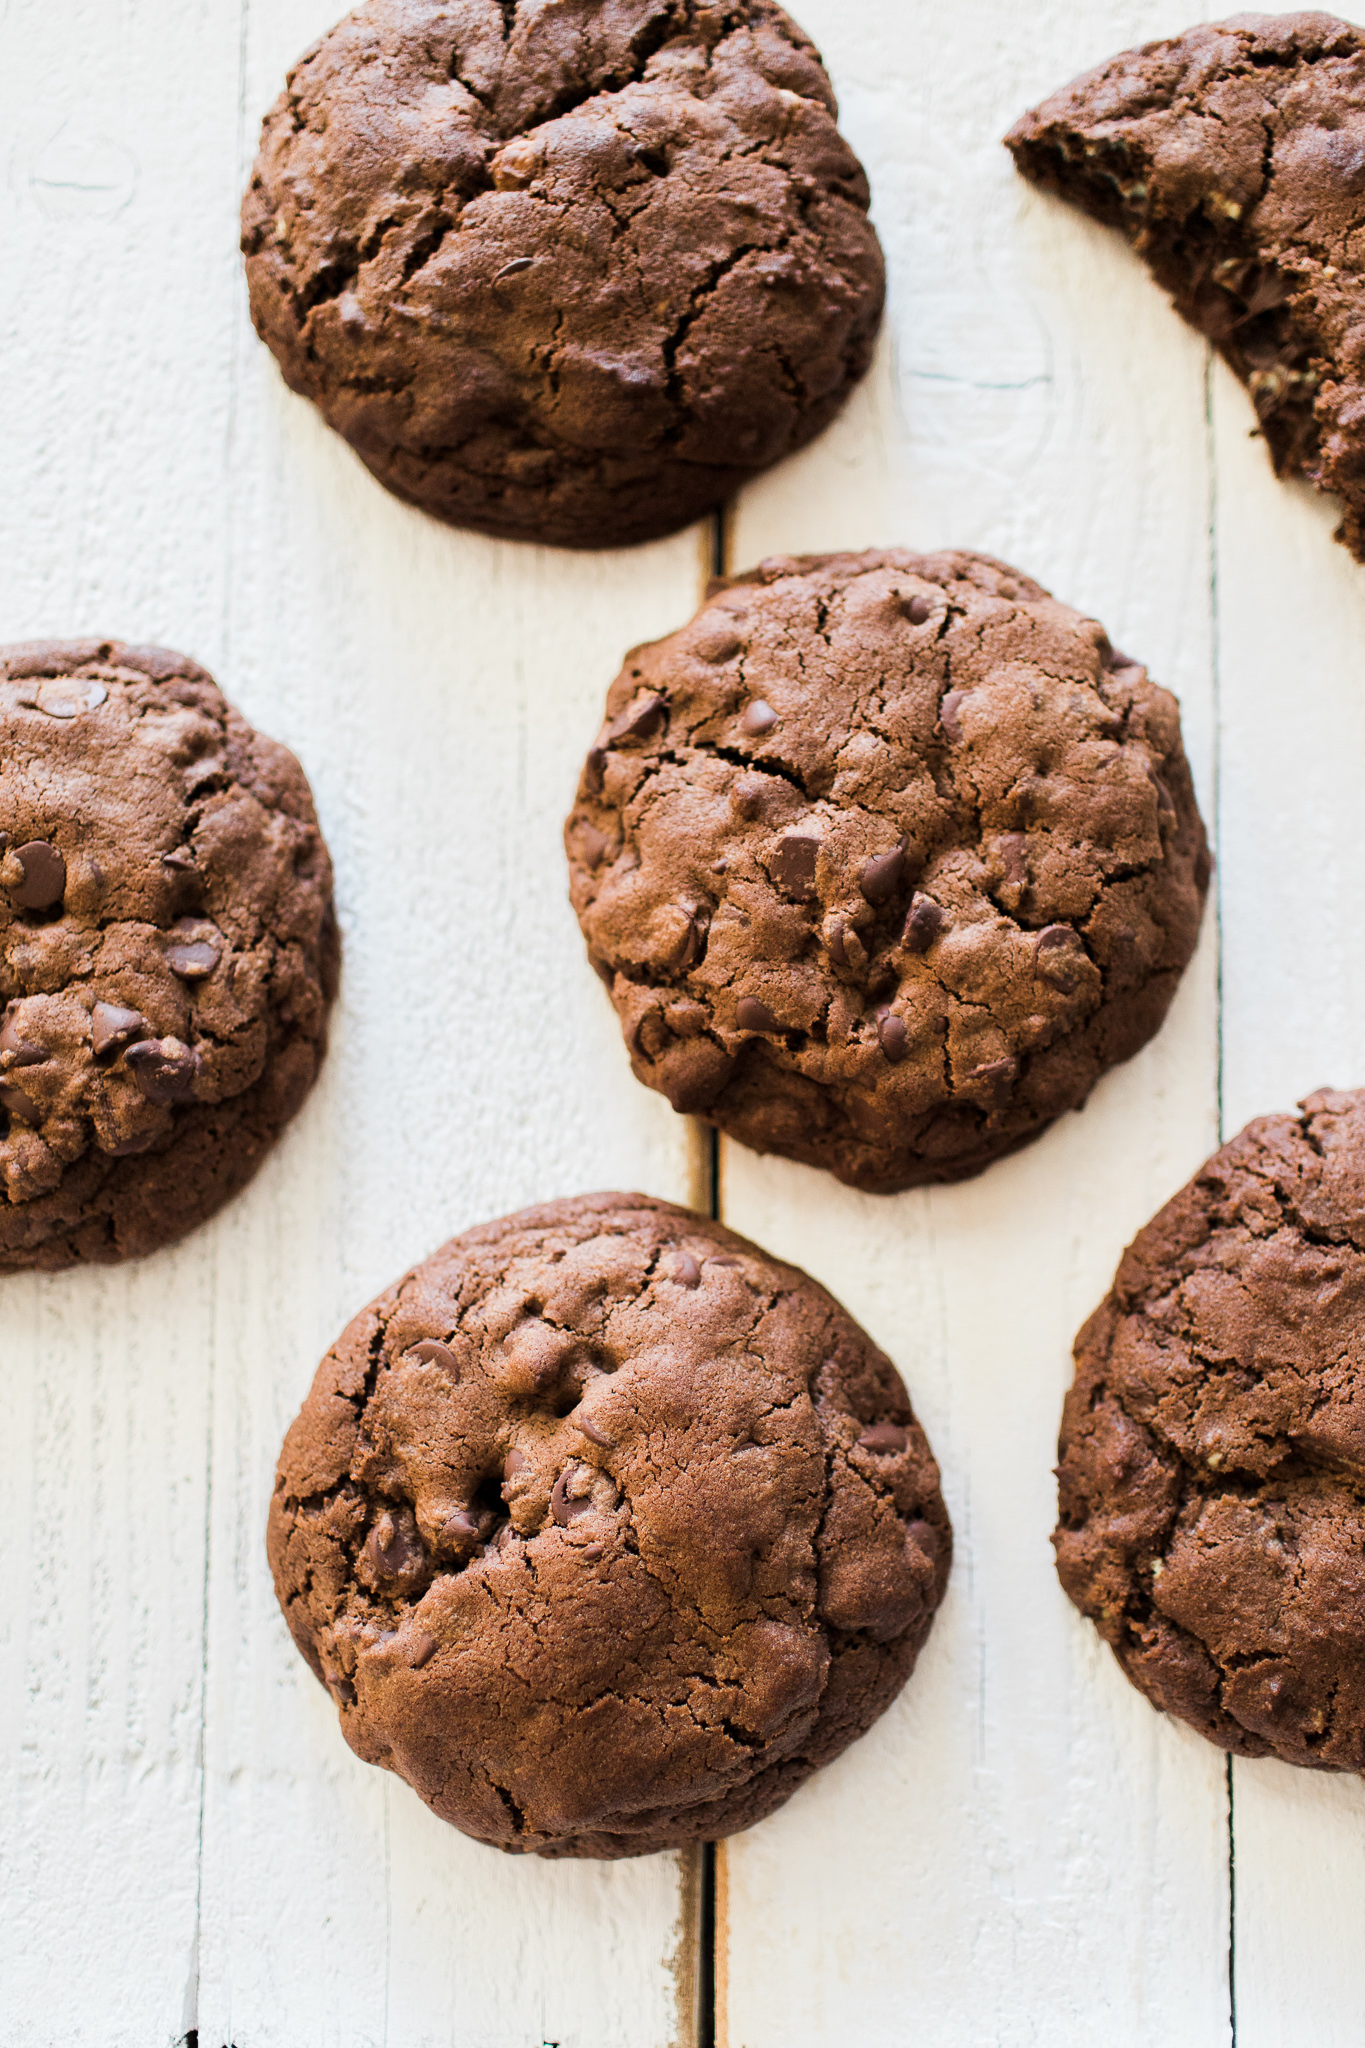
[1058,1088,1365,1771]
[0,640,339,1271]
[242,0,885,550]
[1007,12,1365,561]
[566,549,1210,1194]
[269,1193,951,1858]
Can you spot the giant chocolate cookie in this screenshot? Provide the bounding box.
[1008,14,1365,561]
[1058,1090,1365,1771]
[0,641,338,1271]
[566,550,1209,1193]
[242,0,884,549]
[269,1192,950,1857]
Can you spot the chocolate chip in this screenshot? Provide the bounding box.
[504,1447,528,1480]
[494,256,534,282]
[998,834,1028,887]
[582,1543,605,1561]
[737,996,779,1032]
[91,1002,146,1057]
[672,913,705,970]
[771,834,819,898]
[671,1249,701,1288]
[10,841,65,910]
[584,747,607,794]
[859,1423,908,1455]
[612,693,667,742]
[160,848,196,871]
[0,1080,40,1125]
[409,1632,438,1669]
[407,1338,460,1376]
[905,595,931,626]
[550,1472,593,1526]
[124,1037,200,1105]
[905,1518,940,1566]
[742,699,778,735]
[1035,925,1083,994]
[33,677,107,719]
[827,919,850,970]
[939,690,967,744]
[164,928,221,980]
[579,1416,614,1448]
[0,1014,44,1066]
[902,894,947,954]
[332,1678,357,1706]
[366,1511,426,1580]
[691,617,742,663]
[859,842,908,906]
[731,772,771,820]
[877,1010,909,1064]
[966,1057,1017,1108]
[441,1509,480,1545]
[578,822,609,869]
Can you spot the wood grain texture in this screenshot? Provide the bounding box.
[717,4,1238,2044]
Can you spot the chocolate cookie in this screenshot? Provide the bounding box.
[1058,1090,1365,1771]
[242,0,883,550]
[269,1192,950,1857]
[565,550,1209,1194]
[0,641,338,1271]
[1007,14,1365,561]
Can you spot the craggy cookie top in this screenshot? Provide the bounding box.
[0,641,337,1270]
[1058,1090,1365,1771]
[269,1193,950,1858]
[242,0,884,549]
[566,551,1209,1194]
[1008,14,1365,560]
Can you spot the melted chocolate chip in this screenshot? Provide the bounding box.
[877,1010,909,1064]
[441,1509,480,1545]
[494,256,535,282]
[409,1631,438,1669]
[164,931,221,980]
[10,841,66,911]
[584,747,607,794]
[407,1338,460,1376]
[905,1517,941,1566]
[671,1249,702,1288]
[1035,925,1084,994]
[998,834,1029,887]
[742,699,778,735]
[91,1002,146,1057]
[0,1080,40,1125]
[366,1511,426,1581]
[613,693,667,742]
[859,842,908,906]
[939,690,967,744]
[859,1423,909,1455]
[578,1416,613,1448]
[737,996,779,1032]
[902,894,947,954]
[0,1015,44,1066]
[124,1038,200,1105]
[504,1447,528,1480]
[550,1471,593,1526]
[771,834,820,898]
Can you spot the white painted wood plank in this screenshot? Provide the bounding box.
[0,6,249,2043]
[190,9,706,2046]
[719,4,1232,2043]
[1209,358,1365,2048]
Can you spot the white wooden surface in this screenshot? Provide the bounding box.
[3,2,1364,2044]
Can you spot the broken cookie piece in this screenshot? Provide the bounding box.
[268,1192,950,1858]
[1007,13,1365,560]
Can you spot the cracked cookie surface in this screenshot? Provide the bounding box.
[242,0,884,549]
[1007,13,1365,561]
[0,641,338,1270]
[269,1192,950,1858]
[566,549,1209,1194]
[1057,1089,1365,1771]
